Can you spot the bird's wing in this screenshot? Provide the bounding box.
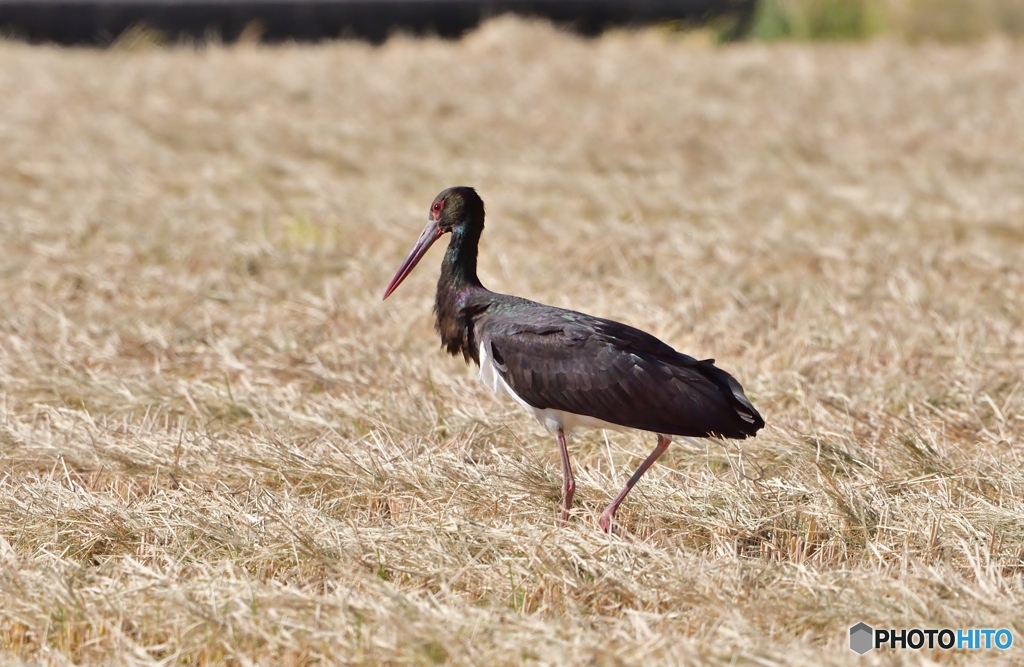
[475,301,762,438]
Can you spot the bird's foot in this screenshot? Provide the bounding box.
[598,510,614,533]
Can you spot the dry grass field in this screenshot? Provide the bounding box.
[2,18,1024,665]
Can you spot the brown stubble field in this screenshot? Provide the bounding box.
[1,17,1023,665]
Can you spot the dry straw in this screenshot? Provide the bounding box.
[1,17,1023,665]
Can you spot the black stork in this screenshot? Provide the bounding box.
[383,187,764,532]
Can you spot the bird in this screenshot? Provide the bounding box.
[383,186,764,532]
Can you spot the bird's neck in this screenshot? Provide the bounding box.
[440,223,482,291]
[434,222,485,364]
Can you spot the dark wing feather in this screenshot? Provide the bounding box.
[473,296,764,439]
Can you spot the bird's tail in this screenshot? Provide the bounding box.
[698,359,765,437]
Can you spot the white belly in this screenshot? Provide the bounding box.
[478,341,628,436]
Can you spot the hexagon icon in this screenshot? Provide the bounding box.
[849,622,874,655]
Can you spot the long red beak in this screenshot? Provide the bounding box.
[382,220,443,300]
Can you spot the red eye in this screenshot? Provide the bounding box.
[432,201,443,213]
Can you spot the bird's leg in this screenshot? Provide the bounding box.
[557,427,575,525]
[599,434,671,533]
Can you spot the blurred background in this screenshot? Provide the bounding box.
[2,0,1023,45]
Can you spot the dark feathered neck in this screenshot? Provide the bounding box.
[440,223,483,291]
[434,215,487,364]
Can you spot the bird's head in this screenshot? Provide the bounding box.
[383,186,484,299]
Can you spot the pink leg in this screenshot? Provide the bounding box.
[599,434,671,533]
[557,428,575,525]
